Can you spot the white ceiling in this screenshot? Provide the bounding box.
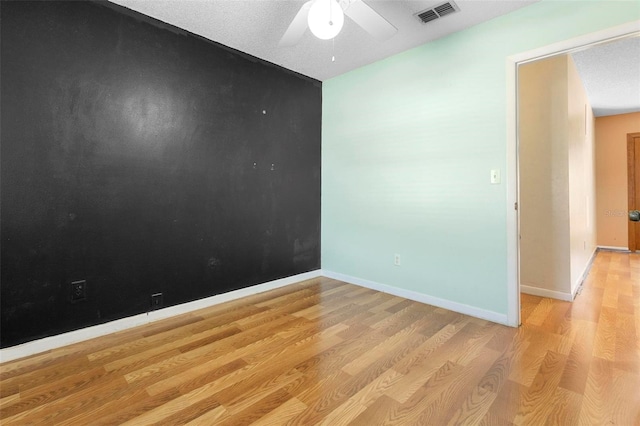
[107,0,640,115]
[571,36,640,117]
[108,0,539,81]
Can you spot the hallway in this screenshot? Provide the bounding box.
[519,249,640,424]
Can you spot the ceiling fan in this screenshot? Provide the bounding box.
[279,0,397,46]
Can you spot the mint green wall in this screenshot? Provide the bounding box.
[321,1,639,316]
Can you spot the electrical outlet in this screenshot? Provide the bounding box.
[151,293,163,310]
[70,280,87,303]
[394,254,401,266]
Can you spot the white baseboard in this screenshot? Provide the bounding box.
[520,285,573,301]
[322,270,509,326]
[1,268,518,363]
[572,247,598,298]
[0,270,322,363]
[597,245,630,252]
[522,247,599,302]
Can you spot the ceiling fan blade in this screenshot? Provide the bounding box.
[279,1,314,47]
[343,0,397,41]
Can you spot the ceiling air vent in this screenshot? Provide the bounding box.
[415,1,460,24]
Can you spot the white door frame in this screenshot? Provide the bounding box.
[505,21,640,327]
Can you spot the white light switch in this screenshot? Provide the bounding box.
[490,169,501,184]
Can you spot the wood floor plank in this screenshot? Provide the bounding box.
[557,319,596,395]
[414,347,501,425]
[250,396,307,425]
[571,285,604,323]
[213,360,308,414]
[215,388,293,426]
[445,384,498,426]
[290,323,432,424]
[593,306,618,361]
[526,297,556,327]
[507,329,550,387]
[1,372,130,425]
[1,251,638,424]
[118,381,221,426]
[8,366,109,415]
[544,387,583,426]
[285,370,353,425]
[520,293,540,324]
[485,378,527,424]
[374,360,467,425]
[384,322,473,404]
[87,308,253,363]
[608,367,640,424]
[342,320,425,376]
[61,387,179,426]
[368,295,407,313]
[1,356,93,397]
[317,367,403,425]
[615,311,639,373]
[539,300,572,335]
[577,354,614,425]
[146,357,247,398]
[512,350,568,425]
[87,315,202,363]
[183,404,227,426]
[602,275,620,309]
[291,326,387,379]
[0,393,20,411]
[122,338,238,385]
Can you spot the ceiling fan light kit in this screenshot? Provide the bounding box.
[279,0,397,47]
[308,0,344,40]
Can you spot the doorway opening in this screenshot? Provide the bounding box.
[629,132,640,252]
[506,23,640,327]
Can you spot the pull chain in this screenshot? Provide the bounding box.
[332,36,335,62]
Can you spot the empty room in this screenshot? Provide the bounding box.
[1,0,639,424]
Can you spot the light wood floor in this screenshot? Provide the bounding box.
[1,250,638,425]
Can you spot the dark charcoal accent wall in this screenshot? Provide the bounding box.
[0,1,321,348]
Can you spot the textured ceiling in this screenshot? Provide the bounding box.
[107,1,639,115]
[108,0,539,81]
[571,36,640,117]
